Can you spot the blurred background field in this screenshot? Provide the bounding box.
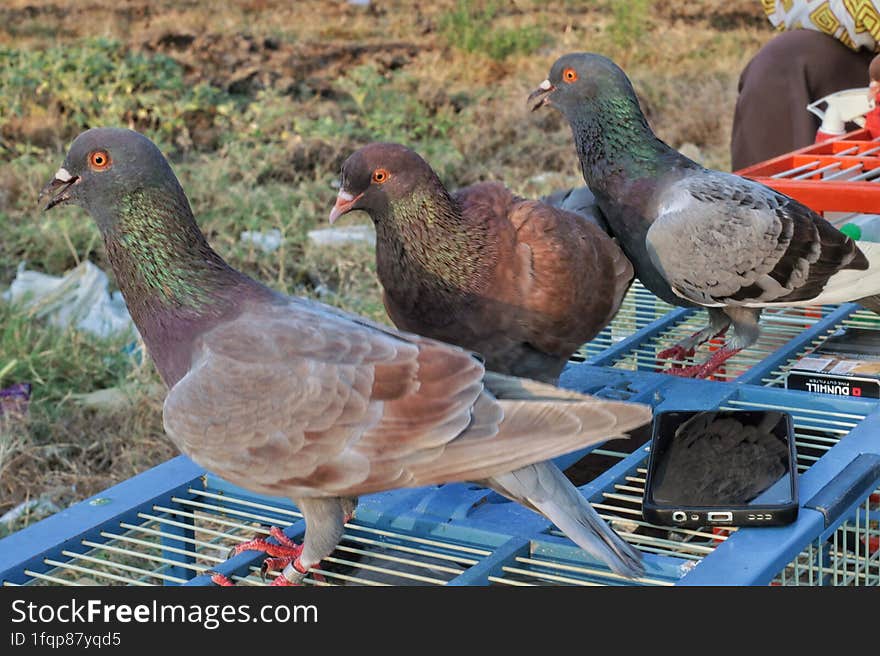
[0,0,771,533]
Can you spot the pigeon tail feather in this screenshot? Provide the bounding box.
[406,394,648,486]
[487,462,644,578]
[756,241,880,308]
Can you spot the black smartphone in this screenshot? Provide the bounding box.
[643,409,799,528]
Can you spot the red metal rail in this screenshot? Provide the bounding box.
[737,128,880,214]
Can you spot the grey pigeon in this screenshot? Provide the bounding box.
[40,127,651,583]
[330,143,633,383]
[530,53,880,378]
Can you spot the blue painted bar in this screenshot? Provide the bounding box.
[677,508,827,586]
[560,362,669,402]
[529,537,685,584]
[805,454,880,529]
[445,537,531,586]
[0,456,203,585]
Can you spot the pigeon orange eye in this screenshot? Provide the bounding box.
[372,168,389,184]
[89,150,111,171]
[562,68,578,83]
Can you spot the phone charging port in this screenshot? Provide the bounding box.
[708,511,733,523]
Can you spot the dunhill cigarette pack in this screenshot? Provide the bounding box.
[785,327,880,398]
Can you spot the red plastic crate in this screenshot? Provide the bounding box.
[737,128,880,215]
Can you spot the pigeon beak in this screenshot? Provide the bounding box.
[39,167,81,211]
[329,190,363,224]
[528,79,555,112]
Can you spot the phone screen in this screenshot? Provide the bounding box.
[648,410,795,507]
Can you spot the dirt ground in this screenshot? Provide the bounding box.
[1,0,769,162]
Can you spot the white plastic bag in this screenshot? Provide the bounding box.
[2,261,134,338]
[240,229,283,253]
[307,224,376,247]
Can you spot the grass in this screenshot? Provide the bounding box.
[605,0,653,60]
[439,1,548,61]
[0,303,172,534]
[0,37,234,155]
[0,0,771,525]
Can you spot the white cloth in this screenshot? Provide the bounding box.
[763,0,880,52]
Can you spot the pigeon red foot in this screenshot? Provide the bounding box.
[656,326,728,371]
[210,526,321,586]
[662,346,742,379]
[655,344,696,369]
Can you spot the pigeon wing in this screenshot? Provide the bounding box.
[453,182,632,364]
[162,297,649,499]
[646,171,869,307]
[504,195,633,349]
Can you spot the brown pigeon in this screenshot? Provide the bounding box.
[40,128,651,584]
[329,142,634,383]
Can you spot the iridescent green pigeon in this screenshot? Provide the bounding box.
[530,53,880,378]
[40,128,651,582]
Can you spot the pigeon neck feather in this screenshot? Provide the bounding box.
[376,185,492,295]
[100,184,267,386]
[570,92,677,195]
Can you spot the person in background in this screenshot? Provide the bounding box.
[731,0,879,171]
[867,53,880,137]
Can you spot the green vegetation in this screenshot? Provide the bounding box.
[439,1,548,61]
[297,64,464,176]
[605,0,653,57]
[0,38,234,156]
[0,302,168,530]
[0,303,133,418]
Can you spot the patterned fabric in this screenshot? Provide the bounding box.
[763,0,880,51]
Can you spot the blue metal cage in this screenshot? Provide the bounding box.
[2,282,878,586]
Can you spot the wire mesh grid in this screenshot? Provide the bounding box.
[3,486,491,587]
[759,307,880,387]
[774,493,880,586]
[603,305,832,381]
[486,548,674,587]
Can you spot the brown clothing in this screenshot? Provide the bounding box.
[731,29,874,171]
